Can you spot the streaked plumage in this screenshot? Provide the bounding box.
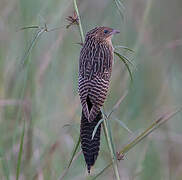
[78,27,119,173]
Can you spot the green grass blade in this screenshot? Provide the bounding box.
[21,28,45,67]
[115,45,134,53]
[119,54,135,68]
[114,51,133,82]
[91,163,112,180]
[102,118,120,180]
[92,118,104,140]
[67,136,80,168]
[113,117,133,134]
[107,91,128,119]
[114,0,125,19]
[18,25,39,31]
[114,51,134,67]
[16,119,25,180]
[59,136,80,180]
[106,117,117,161]
[116,0,125,10]
[73,0,84,43]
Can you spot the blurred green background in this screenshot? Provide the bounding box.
[0,0,182,179]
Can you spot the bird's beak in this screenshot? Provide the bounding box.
[111,29,120,35]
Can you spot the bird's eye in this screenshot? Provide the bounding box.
[103,29,109,34]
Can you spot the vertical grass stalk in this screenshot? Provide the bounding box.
[16,119,25,180]
[103,118,120,180]
[73,0,84,43]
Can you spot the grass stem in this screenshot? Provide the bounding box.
[16,119,25,180]
[103,117,120,180]
[73,0,84,43]
[118,108,181,156]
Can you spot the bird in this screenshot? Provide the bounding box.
[78,26,120,173]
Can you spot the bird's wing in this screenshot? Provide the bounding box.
[78,75,90,119]
[78,43,113,121]
[88,75,110,122]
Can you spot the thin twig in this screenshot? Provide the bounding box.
[21,28,45,67]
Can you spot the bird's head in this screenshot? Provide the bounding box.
[86,26,120,44]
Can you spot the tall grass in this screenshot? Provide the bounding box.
[0,0,182,179]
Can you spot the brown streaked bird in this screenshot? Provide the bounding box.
[78,26,120,173]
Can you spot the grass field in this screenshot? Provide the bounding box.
[0,0,182,179]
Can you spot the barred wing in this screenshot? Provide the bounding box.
[78,42,113,122]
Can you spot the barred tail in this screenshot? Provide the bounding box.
[80,110,102,173]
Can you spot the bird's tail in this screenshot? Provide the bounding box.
[80,110,102,173]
